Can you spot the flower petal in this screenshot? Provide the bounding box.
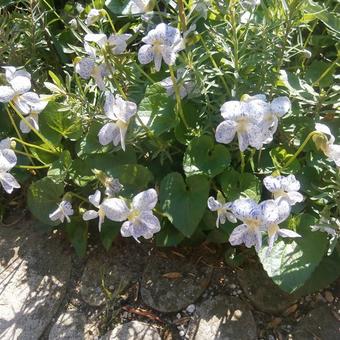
[275,197,291,223]
[287,191,303,205]
[259,199,279,224]
[270,96,291,118]
[229,224,247,246]
[101,198,130,221]
[282,174,300,191]
[263,175,282,193]
[75,57,95,80]
[0,172,20,194]
[132,188,158,211]
[161,46,177,66]
[138,44,154,65]
[237,131,250,152]
[98,123,116,146]
[0,86,15,102]
[278,228,301,238]
[220,101,242,120]
[315,123,335,144]
[9,75,31,94]
[207,197,222,211]
[89,190,101,208]
[84,33,107,47]
[215,121,237,144]
[231,198,258,221]
[154,52,162,72]
[83,210,99,221]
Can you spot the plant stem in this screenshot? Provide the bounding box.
[68,192,88,202]
[240,151,245,173]
[12,138,56,154]
[7,108,35,165]
[169,65,189,129]
[178,0,187,31]
[282,131,319,169]
[9,103,57,153]
[16,164,51,169]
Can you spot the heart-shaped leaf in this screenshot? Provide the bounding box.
[183,135,230,178]
[259,214,328,293]
[27,177,64,226]
[160,172,210,237]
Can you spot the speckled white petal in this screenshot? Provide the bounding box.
[231,198,258,221]
[220,101,242,120]
[0,86,15,102]
[287,191,303,205]
[75,57,95,79]
[89,190,101,208]
[263,175,282,193]
[282,174,300,191]
[83,210,99,221]
[138,211,161,234]
[0,172,20,194]
[0,138,11,150]
[0,149,17,170]
[278,228,301,238]
[154,52,162,72]
[132,188,158,211]
[138,44,154,65]
[9,76,31,94]
[229,224,248,246]
[328,144,340,166]
[271,96,291,117]
[237,131,250,152]
[207,197,222,211]
[215,121,237,144]
[102,197,130,222]
[98,123,116,146]
[161,46,177,66]
[259,199,279,224]
[85,33,107,47]
[275,197,291,223]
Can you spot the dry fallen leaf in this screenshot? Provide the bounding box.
[283,303,298,316]
[162,272,182,279]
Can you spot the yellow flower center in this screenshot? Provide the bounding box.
[116,119,128,129]
[128,209,140,222]
[244,218,261,231]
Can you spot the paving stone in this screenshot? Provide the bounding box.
[237,265,296,314]
[49,310,87,340]
[187,295,257,340]
[293,305,340,340]
[141,253,213,313]
[0,220,72,340]
[101,321,161,340]
[80,239,148,306]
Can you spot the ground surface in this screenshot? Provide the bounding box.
[0,218,339,340]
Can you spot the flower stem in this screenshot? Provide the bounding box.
[16,164,51,169]
[240,151,245,173]
[68,192,88,202]
[178,0,187,31]
[9,103,57,153]
[12,138,56,154]
[103,9,117,33]
[169,65,189,129]
[7,108,35,165]
[282,131,319,170]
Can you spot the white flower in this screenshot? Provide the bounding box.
[124,0,153,14]
[17,93,48,133]
[98,92,137,151]
[228,198,266,252]
[215,97,271,151]
[265,96,291,136]
[101,188,161,242]
[261,198,300,253]
[159,68,194,99]
[263,174,303,205]
[0,66,31,106]
[314,123,340,167]
[0,138,20,194]
[138,23,184,71]
[240,0,260,10]
[104,177,123,197]
[84,33,131,55]
[85,9,101,26]
[49,200,74,224]
[207,196,237,228]
[75,42,109,90]
[311,224,337,237]
[83,190,110,231]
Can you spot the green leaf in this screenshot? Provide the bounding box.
[155,220,186,247]
[218,169,261,202]
[69,159,96,187]
[76,122,112,156]
[47,150,72,184]
[27,177,64,226]
[65,217,88,257]
[183,135,230,178]
[295,248,340,296]
[259,214,328,293]
[100,220,121,251]
[40,102,83,144]
[160,173,210,237]
[137,84,177,136]
[106,164,153,196]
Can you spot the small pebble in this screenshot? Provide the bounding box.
[186,304,195,314]
[324,290,334,303]
[179,330,185,337]
[229,283,237,289]
[237,289,242,294]
[176,313,181,319]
